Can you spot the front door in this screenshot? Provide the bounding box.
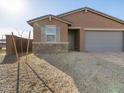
[68,31,75,50]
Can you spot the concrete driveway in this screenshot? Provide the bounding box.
[38,52,124,93]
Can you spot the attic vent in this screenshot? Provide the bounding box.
[49,16,52,21]
[84,9,88,13]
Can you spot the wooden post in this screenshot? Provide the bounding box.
[25,31,31,64]
[11,32,19,62]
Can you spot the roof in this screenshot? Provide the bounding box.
[27,7,124,26]
[27,14,72,26]
[58,7,124,24]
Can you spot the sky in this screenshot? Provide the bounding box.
[0,0,124,39]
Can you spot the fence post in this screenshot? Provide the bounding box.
[25,31,31,64]
[11,32,19,62]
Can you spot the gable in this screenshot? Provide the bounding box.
[33,17,68,27]
[58,7,124,25]
[28,15,72,26]
[33,17,69,42]
[60,10,124,28]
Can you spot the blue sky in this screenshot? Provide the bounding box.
[0,0,124,38]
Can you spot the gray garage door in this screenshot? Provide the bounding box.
[85,31,123,52]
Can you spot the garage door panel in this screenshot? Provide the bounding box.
[85,31,123,52]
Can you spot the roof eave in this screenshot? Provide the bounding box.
[87,7,124,24]
[27,15,72,26]
[27,21,32,26]
[58,7,124,25]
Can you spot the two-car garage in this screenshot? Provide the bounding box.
[85,30,124,52]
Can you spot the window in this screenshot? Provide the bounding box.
[45,25,57,42]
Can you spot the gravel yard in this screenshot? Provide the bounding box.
[91,52,124,67]
[1,52,124,93]
[0,54,52,93]
[0,54,78,93]
[38,52,124,93]
[0,54,17,93]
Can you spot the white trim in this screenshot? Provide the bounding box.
[28,15,72,25]
[33,42,69,44]
[58,8,85,17]
[28,16,48,24]
[45,25,57,42]
[52,16,72,25]
[90,10,124,24]
[68,27,82,29]
[49,16,52,21]
[84,28,124,31]
[84,9,88,13]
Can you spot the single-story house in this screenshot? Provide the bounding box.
[0,39,6,49]
[27,7,124,53]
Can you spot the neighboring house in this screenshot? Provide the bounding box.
[0,39,6,49]
[28,7,124,53]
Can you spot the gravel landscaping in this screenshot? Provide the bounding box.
[0,54,17,93]
[1,52,124,93]
[37,52,124,93]
[91,52,124,67]
[0,54,78,93]
[28,54,79,93]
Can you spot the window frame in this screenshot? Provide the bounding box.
[45,25,57,42]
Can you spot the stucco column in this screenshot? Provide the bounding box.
[79,29,85,52]
[60,25,68,42]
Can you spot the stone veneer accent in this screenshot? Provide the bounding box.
[33,42,68,53]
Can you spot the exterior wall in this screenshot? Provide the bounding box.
[61,10,124,51]
[32,18,69,53]
[33,43,68,53]
[32,10,124,53]
[33,24,41,42]
[33,18,68,42]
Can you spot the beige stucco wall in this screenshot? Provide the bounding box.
[33,18,68,42]
[61,10,124,51]
[32,10,124,52]
[32,18,69,53]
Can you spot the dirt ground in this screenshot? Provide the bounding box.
[0,54,78,93]
[38,52,124,93]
